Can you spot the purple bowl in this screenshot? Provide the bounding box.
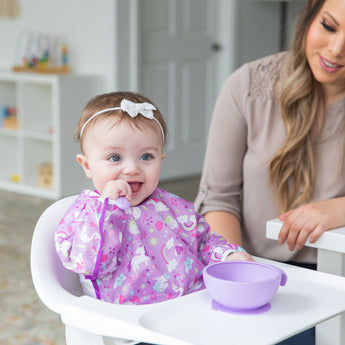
[203,261,287,310]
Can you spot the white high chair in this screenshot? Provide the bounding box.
[31,196,345,345]
[30,195,188,345]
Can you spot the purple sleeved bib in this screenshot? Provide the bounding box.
[55,188,241,305]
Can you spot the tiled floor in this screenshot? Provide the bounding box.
[0,175,200,345]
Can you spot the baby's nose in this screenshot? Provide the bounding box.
[123,159,140,175]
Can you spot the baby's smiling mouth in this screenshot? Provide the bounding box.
[128,182,142,194]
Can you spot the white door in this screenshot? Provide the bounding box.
[137,0,220,180]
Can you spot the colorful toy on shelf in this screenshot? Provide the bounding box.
[13,31,70,74]
[61,43,68,66]
[1,106,18,129]
[11,174,20,183]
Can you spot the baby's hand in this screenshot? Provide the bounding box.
[101,180,132,201]
[225,251,254,262]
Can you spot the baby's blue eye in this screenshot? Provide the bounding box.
[141,153,152,161]
[109,154,121,162]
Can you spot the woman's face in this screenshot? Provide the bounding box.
[306,0,345,102]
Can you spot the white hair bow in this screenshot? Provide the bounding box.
[80,98,164,142]
[120,99,156,119]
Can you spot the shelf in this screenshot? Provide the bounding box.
[0,71,103,199]
[0,135,18,181]
[21,81,54,133]
[0,80,16,106]
[0,127,17,137]
[22,130,54,141]
[0,180,59,199]
[23,138,53,186]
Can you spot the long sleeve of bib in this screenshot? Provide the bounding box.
[55,191,125,279]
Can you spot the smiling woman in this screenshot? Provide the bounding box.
[196,0,345,263]
[195,1,345,343]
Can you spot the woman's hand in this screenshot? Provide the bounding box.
[278,197,345,251]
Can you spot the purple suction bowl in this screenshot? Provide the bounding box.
[203,261,287,311]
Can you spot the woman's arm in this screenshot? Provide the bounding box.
[278,196,345,251]
[204,210,242,245]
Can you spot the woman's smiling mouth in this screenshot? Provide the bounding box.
[319,54,343,72]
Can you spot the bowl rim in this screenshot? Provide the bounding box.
[203,261,282,284]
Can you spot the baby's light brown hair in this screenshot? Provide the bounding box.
[76,91,168,153]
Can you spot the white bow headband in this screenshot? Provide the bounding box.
[79,98,165,142]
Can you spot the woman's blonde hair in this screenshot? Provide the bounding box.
[269,0,325,213]
[75,91,167,153]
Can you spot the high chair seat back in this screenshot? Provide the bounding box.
[31,195,83,310]
[30,195,185,345]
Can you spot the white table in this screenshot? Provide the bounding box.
[267,219,345,345]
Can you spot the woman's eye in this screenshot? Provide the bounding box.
[141,153,153,161]
[109,154,121,162]
[321,20,336,33]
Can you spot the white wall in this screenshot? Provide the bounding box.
[0,0,116,90]
[236,1,305,67]
[0,0,305,95]
[237,1,281,66]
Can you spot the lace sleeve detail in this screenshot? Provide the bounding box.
[248,52,288,100]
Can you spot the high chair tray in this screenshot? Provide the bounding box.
[61,258,345,345]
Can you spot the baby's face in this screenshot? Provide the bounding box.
[79,117,165,206]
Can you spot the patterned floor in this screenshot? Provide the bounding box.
[0,190,64,345]
[0,176,200,345]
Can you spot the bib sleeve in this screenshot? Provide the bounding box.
[55,191,124,279]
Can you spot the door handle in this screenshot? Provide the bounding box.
[211,43,222,52]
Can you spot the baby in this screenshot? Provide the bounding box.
[55,91,251,305]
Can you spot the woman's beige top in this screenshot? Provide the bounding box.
[195,52,345,263]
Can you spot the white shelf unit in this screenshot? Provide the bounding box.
[0,71,103,199]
